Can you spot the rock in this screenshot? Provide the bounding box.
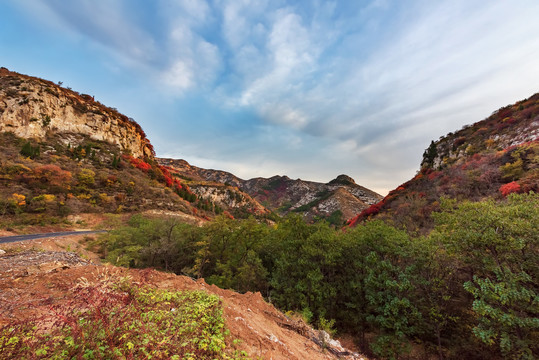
[0,69,153,158]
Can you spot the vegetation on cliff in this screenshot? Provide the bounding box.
[347,94,538,233]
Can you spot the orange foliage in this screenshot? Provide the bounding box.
[31,165,72,186]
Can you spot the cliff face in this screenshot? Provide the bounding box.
[0,67,153,159]
[189,184,270,216]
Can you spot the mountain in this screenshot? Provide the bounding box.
[348,93,539,232]
[158,158,382,224]
[0,67,263,223]
[0,67,376,224]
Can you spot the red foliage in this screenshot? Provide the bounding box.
[347,200,384,227]
[123,155,152,172]
[158,166,174,187]
[453,136,466,148]
[499,181,521,197]
[174,181,183,191]
[427,171,442,181]
[496,106,513,119]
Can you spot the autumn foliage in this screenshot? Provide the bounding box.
[499,181,521,196]
[123,155,152,172]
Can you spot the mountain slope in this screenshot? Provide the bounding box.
[158,158,382,224]
[0,68,248,223]
[348,93,539,232]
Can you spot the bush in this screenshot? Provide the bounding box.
[499,181,521,196]
[20,141,40,159]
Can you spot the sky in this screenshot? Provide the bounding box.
[1,1,539,195]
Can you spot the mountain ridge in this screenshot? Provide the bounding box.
[158,157,382,224]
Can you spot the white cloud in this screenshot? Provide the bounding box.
[162,22,222,94]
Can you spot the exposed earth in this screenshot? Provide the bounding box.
[0,235,367,360]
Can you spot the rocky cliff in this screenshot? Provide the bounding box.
[0,67,153,159]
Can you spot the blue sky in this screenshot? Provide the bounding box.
[2,0,539,194]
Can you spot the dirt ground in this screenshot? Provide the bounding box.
[0,237,367,360]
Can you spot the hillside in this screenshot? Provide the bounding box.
[0,247,365,360]
[348,93,539,232]
[0,68,271,225]
[158,158,382,224]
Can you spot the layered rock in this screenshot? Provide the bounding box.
[0,67,153,158]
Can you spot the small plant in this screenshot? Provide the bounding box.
[41,114,51,127]
[20,141,40,158]
[0,277,249,359]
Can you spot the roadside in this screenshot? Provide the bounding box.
[0,232,103,264]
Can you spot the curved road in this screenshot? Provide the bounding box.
[0,230,107,244]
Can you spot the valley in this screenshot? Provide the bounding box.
[0,68,538,360]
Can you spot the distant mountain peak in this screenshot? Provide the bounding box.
[328,174,356,186]
[159,158,382,224]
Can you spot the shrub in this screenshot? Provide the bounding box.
[499,181,521,196]
[77,169,95,187]
[41,114,51,127]
[33,164,72,187]
[20,141,40,159]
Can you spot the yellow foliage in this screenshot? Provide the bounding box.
[42,194,56,203]
[484,139,496,149]
[99,193,113,204]
[10,193,26,206]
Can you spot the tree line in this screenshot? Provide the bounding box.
[93,193,538,359]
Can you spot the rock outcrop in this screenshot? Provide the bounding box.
[0,67,153,158]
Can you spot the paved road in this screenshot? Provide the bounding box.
[0,230,107,244]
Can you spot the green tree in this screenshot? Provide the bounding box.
[202,216,269,293]
[269,215,339,322]
[432,193,539,359]
[20,141,40,158]
[422,140,438,168]
[341,220,421,359]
